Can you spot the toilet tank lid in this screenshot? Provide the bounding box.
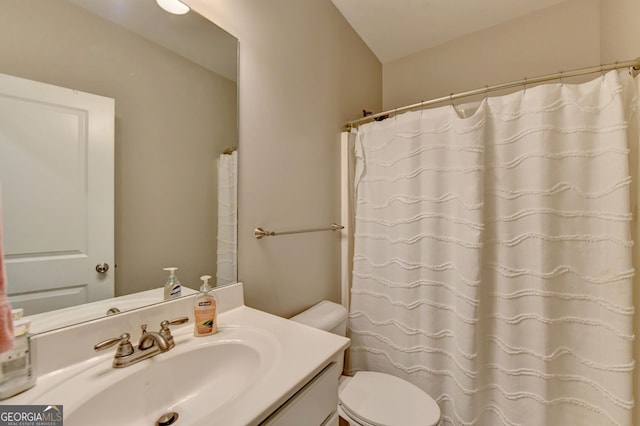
[289,300,347,332]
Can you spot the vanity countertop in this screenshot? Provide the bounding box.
[3,283,349,426]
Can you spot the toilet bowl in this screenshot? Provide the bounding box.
[290,301,441,426]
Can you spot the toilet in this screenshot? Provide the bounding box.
[290,300,441,426]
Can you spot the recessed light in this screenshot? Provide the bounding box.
[155,0,190,15]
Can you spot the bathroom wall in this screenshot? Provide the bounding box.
[0,1,237,294]
[382,0,640,110]
[187,0,382,317]
[382,0,601,110]
[184,0,633,321]
[599,0,640,63]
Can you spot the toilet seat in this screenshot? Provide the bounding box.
[338,372,441,426]
[338,404,377,426]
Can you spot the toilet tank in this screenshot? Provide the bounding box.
[289,300,348,336]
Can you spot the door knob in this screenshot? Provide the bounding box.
[96,263,110,274]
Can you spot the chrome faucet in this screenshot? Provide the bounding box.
[94,317,188,368]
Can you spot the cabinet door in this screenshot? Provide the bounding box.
[261,362,339,426]
[0,72,114,314]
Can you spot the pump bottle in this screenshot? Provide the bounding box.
[194,275,218,336]
[163,267,182,300]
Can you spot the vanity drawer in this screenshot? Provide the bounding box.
[261,362,339,426]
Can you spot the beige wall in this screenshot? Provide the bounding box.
[600,0,640,63]
[382,0,640,110]
[189,0,382,317]
[184,0,634,319]
[0,1,237,293]
[382,0,601,110]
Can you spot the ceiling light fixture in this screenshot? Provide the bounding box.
[155,0,190,15]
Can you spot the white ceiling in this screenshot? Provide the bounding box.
[331,0,571,63]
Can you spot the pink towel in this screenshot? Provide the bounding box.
[0,198,13,353]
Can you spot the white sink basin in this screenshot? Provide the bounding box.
[30,325,279,426]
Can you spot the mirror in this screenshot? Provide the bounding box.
[0,0,238,334]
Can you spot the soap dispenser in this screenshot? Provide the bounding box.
[194,275,218,336]
[163,267,182,300]
[0,312,35,400]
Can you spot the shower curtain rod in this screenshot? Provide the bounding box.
[345,57,640,129]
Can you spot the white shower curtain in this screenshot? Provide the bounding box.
[349,70,637,426]
[216,150,237,286]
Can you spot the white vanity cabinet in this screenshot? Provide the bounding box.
[261,362,340,426]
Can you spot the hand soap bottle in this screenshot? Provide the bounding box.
[0,312,35,400]
[194,275,218,336]
[163,267,182,300]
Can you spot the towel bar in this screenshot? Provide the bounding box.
[254,223,344,239]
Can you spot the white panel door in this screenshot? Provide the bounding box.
[0,72,114,315]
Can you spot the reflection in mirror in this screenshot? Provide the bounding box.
[0,0,238,334]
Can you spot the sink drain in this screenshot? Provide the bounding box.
[155,412,179,426]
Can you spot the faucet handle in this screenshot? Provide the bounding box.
[94,333,134,358]
[159,317,189,349]
[163,317,189,327]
